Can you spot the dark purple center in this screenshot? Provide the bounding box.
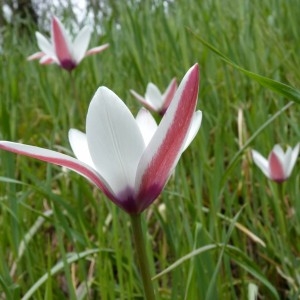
[60,59,77,71]
[115,183,162,214]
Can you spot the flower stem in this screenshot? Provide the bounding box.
[274,182,287,238]
[130,213,156,300]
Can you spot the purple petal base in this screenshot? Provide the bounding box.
[116,184,162,214]
[60,59,77,71]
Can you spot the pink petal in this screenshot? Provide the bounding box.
[39,55,55,65]
[0,141,115,200]
[27,52,45,61]
[269,151,286,182]
[85,44,110,56]
[161,78,177,114]
[51,16,76,70]
[135,64,199,212]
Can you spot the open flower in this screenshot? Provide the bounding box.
[27,16,109,71]
[130,78,177,114]
[251,144,299,183]
[0,64,201,214]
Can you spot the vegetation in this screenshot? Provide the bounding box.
[0,0,300,299]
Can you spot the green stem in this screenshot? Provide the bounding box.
[69,71,76,127]
[274,182,287,238]
[130,214,156,300]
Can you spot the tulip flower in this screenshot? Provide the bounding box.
[251,143,299,183]
[130,78,177,114]
[0,64,201,214]
[27,16,109,71]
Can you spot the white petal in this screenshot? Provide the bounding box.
[68,129,95,169]
[272,144,285,160]
[72,26,91,63]
[35,32,55,58]
[130,89,146,103]
[135,108,158,146]
[282,146,292,177]
[86,87,145,196]
[182,110,202,152]
[130,89,156,111]
[145,83,163,111]
[252,150,270,178]
[287,143,300,177]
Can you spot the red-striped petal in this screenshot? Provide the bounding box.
[135,64,199,212]
[0,141,115,200]
[269,151,285,182]
[51,16,75,70]
[85,44,110,57]
[130,89,157,112]
[161,78,177,114]
[27,52,45,61]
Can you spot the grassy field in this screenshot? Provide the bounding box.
[1,0,300,299]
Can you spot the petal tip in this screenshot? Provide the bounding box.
[190,63,200,80]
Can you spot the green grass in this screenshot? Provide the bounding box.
[1,0,300,299]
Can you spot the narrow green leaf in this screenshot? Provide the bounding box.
[206,207,244,300]
[152,244,220,280]
[225,245,280,300]
[21,248,111,300]
[190,30,300,104]
[0,176,25,185]
[221,101,294,185]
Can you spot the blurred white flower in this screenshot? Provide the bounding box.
[28,16,109,71]
[130,78,177,115]
[252,143,299,182]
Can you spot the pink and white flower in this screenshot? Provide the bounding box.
[0,64,201,214]
[130,78,177,114]
[27,16,109,71]
[251,144,299,183]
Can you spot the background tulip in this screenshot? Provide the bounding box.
[252,143,299,182]
[27,16,109,71]
[130,78,177,114]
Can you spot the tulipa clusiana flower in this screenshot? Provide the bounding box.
[0,64,201,214]
[27,16,109,71]
[130,78,177,114]
[0,64,200,299]
[251,143,299,183]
